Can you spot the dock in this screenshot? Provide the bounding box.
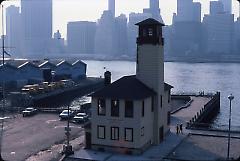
[9,77,104,108]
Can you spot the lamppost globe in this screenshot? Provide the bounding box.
[228,94,234,101]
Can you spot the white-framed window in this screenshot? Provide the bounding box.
[111,127,119,140]
[97,125,105,139]
[125,128,133,142]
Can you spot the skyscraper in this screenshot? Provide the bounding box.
[108,0,115,17]
[67,21,96,54]
[143,0,163,23]
[219,0,232,13]
[21,0,52,57]
[150,0,159,11]
[210,1,224,15]
[176,0,201,22]
[6,5,21,57]
[203,12,234,55]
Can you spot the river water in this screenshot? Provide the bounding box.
[75,60,240,128]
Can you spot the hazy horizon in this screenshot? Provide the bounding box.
[1,0,240,38]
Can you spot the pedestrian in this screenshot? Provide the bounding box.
[176,124,179,134]
[179,124,183,134]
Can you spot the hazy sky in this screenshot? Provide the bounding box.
[2,0,240,38]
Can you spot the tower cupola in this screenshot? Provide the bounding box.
[136,18,164,45]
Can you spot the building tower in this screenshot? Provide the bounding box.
[6,5,21,57]
[150,0,159,10]
[108,0,115,17]
[136,18,168,144]
[143,0,163,23]
[21,0,52,57]
[219,0,232,13]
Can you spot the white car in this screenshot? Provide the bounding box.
[73,113,88,123]
[22,107,38,117]
[59,110,74,120]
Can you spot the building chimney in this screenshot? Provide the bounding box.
[104,71,111,86]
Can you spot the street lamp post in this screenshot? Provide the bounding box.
[227,94,234,160]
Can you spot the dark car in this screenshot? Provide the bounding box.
[59,110,74,120]
[73,113,89,123]
[22,107,38,117]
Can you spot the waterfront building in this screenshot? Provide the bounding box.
[6,5,21,57]
[67,21,96,54]
[87,19,173,154]
[17,62,43,84]
[21,0,52,58]
[0,59,86,88]
[38,60,56,70]
[71,60,87,80]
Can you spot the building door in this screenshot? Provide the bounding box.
[85,132,91,149]
[159,126,164,143]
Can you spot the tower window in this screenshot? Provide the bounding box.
[148,28,153,36]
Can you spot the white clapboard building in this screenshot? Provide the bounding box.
[86,18,173,154]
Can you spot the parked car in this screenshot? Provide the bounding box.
[59,110,74,120]
[22,107,38,117]
[73,113,89,123]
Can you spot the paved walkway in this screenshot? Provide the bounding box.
[172,96,211,124]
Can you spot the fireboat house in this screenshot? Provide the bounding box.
[85,18,173,155]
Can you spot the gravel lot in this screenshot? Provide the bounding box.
[1,113,84,161]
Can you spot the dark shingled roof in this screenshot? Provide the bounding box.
[135,18,165,26]
[91,75,156,100]
[164,83,174,91]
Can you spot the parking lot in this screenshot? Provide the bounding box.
[1,113,84,161]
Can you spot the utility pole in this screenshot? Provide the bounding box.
[63,104,73,156]
[0,1,5,160]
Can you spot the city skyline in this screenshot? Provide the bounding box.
[1,0,240,38]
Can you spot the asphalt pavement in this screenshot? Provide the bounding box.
[0,113,83,161]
